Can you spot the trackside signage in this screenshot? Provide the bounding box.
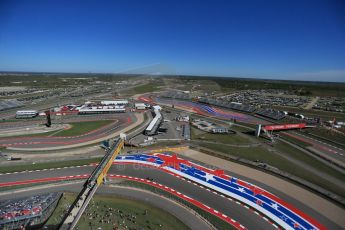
[263,123,306,131]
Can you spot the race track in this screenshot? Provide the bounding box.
[1,153,342,229]
[0,113,136,149]
[138,95,270,125]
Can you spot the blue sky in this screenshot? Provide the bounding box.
[0,0,344,82]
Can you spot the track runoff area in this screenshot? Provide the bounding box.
[1,153,326,230]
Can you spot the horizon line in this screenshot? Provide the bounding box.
[0,70,345,84]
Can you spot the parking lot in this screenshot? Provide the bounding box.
[129,108,190,146]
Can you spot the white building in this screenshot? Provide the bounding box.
[78,105,126,114]
[15,110,39,118]
[176,115,189,122]
[101,100,129,106]
[144,107,163,136]
[152,105,162,111]
[191,119,229,134]
[135,103,147,110]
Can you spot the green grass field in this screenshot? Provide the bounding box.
[191,127,251,145]
[0,157,102,173]
[198,143,284,163]
[45,192,189,230]
[4,120,114,138]
[303,127,345,146]
[274,141,345,181]
[118,180,236,230]
[232,125,254,132]
[0,119,30,123]
[52,120,114,136]
[281,134,312,147]
[213,78,345,97]
[131,83,161,94]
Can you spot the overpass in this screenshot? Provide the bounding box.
[262,123,311,131]
[59,138,124,230]
[255,123,316,139]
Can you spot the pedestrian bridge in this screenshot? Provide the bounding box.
[59,138,124,230]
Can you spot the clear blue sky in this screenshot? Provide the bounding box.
[0,0,344,82]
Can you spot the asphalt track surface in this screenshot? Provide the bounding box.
[0,183,212,230]
[1,163,343,229]
[138,95,270,125]
[0,113,135,148]
[284,131,345,166]
[0,114,124,129]
[0,165,273,230]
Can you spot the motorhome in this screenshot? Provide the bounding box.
[15,110,39,118]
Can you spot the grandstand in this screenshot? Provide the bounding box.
[0,192,61,230]
[198,97,256,113]
[0,100,23,111]
[101,100,128,106]
[144,106,163,136]
[255,108,286,120]
[162,92,257,113]
[226,102,256,113]
[78,105,126,114]
[161,91,192,101]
